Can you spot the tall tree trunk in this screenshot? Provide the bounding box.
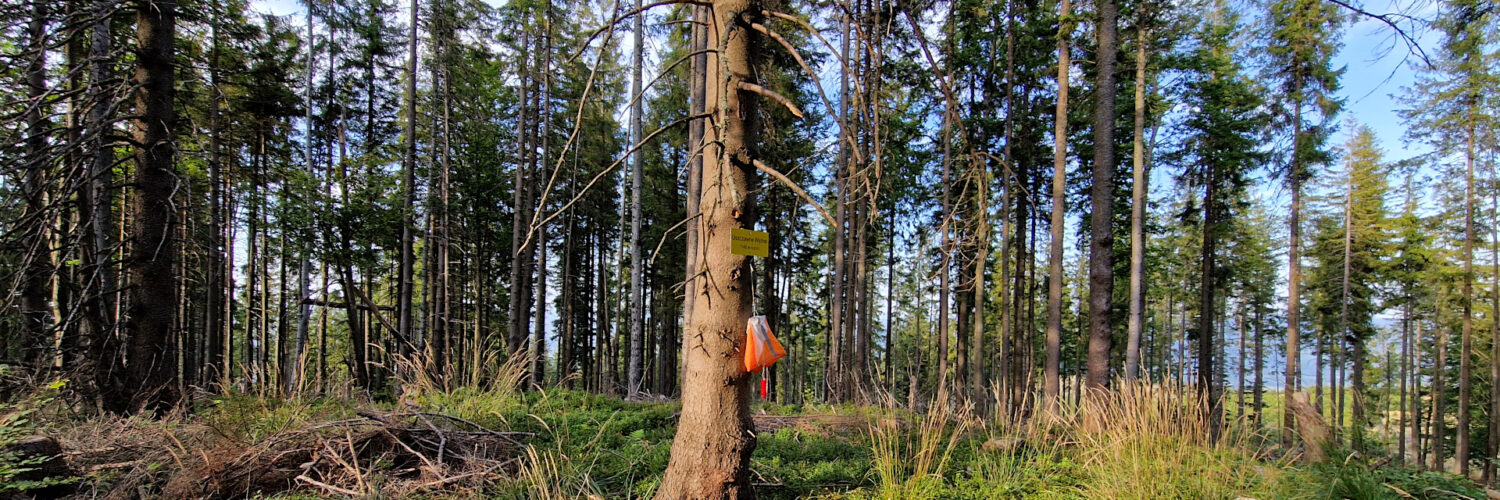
[534,234,548,385]
[937,93,952,402]
[114,0,179,415]
[21,0,52,368]
[626,0,646,398]
[1486,157,1500,485]
[1044,0,1072,416]
[397,0,419,361]
[289,6,316,396]
[1199,161,1220,441]
[1400,301,1411,465]
[1457,123,1475,477]
[1085,0,1118,392]
[507,35,532,361]
[1237,305,1246,417]
[1431,317,1445,472]
[654,0,761,495]
[678,0,706,397]
[84,0,121,399]
[1284,90,1305,450]
[972,168,988,406]
[1125,27,1149,382]
[1253,307,1264,424]
[1341,159,1361,452]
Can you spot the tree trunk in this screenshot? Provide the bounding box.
[1431,317,1445,472]
[20,0,52,369]
[114,0,180,415]
[1253,307,1264,424]
[971,168,988,406]
[1456,124,1474,477]
[1486,157,1500,484]
[508,35,533,361]
[654,0,761,495]
[937,94,952,403]
[1085,0,1118,392]
[1199,162,1220,442]
[1284,95,1304,450]
[289,6,316,396]
[626,0,646,398]
[1341,161,1360,452]
[84,0,121,399]
[397,0,419,364]
[1044,0,1071,416]
[1125,27,1149,382]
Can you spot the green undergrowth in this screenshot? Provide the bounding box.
[36,386,1486,499]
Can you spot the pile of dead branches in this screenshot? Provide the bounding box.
[158,411,529,499]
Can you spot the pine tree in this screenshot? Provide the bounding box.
[1265,0,1345,447]
[1399,0,1495,474]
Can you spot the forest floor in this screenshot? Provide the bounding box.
[2,380,1491,499]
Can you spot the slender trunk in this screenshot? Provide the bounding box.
[84,0,121,397]
[1341,160,1360,451]
[828,10,851,402]
[1284,97,1304,449]
[1125,27,1149,381]
[1253,307,1264,424]
[626,0,646,398]
[534,235,548,385]
[654,0,761,494]
[1486,155,1500,484]
[1199,161,1220,441]
[507,35,532,360]
[290,6,316,395]
[937,96,952,403]
[1237,305,1246,417]
[396,0,419,361]
[1431,317,1445,472]
[1044,0,1072,416]
[1400,301,1411,465]
[972,167,988,406]
[1457,124,1474,477]
[884,230,894,394]
[534,7,554,387]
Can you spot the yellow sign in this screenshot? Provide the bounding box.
[730,228,770,257]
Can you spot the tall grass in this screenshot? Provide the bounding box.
[1067,381,1279,499]
[865,391,971,499]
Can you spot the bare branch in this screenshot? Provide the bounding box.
[737,82,804,118]
[753,159,835,227]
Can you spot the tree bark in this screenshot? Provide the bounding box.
[1456,123,1475,477]
[1431,317,1445,472]
[113,0,180,415]
[1284,92,1304,450]
[654,0,761,495]
[1044,0,1071,416]
[397,0,419,362]
[84,0,122,399]
[1085,0,1119,392]
[1198,156,1220,442]
[1487,156,1500,484]
[626,0,646,398]
[290,5,316,395]
[937,91,952,403]
[508,34,533,361]
[1125,27,1149,382]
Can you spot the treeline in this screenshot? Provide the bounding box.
[1,0,1498,484]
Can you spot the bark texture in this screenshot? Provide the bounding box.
[654,0,761,496]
